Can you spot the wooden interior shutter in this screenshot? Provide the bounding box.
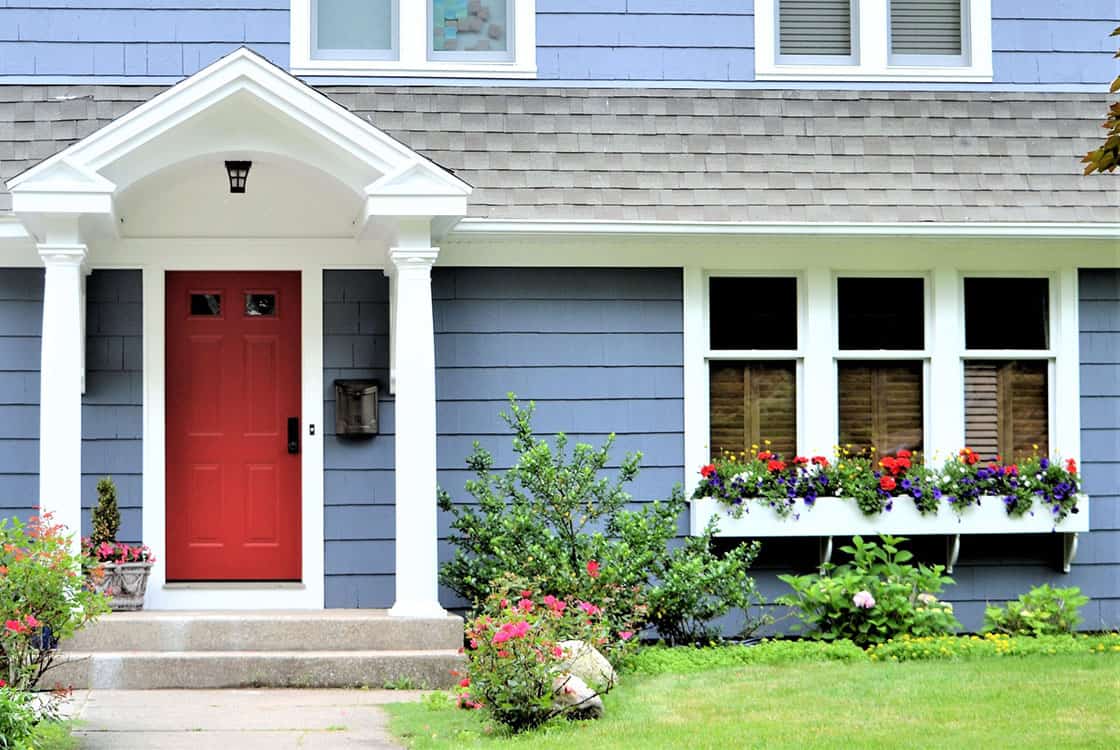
[965,361,1049,461]
[709,362,797,458]
[838,362,924,455]
[890,0,963,55]
[779,0,852,56]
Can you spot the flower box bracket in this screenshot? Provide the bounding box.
[690,495,1089,575]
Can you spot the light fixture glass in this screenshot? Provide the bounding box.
[225,160,251,193]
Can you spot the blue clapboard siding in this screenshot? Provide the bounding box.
[322,269,396,608]
[0,268,42,524]
[82,269,143,545]
[434,267,686,606]
[0,1,1114,85]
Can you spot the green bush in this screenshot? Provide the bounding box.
[982,584,1090,636]
[0,512,109,691]
[438,397,766,644]
[0,686,37,750]
[777,534,959,647]
[868,632,1120,661]
[88,477,120,550]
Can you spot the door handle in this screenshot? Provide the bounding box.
[287,417,300,454]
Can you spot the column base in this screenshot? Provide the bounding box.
[389,600,450,619]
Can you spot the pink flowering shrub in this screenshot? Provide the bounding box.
[0,512,109,691]
[460,577,628,732]
[81,539,156,565]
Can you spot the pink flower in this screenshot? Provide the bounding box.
[578,601,602,616]
[23,615,39,629]
[619,630,634,641]
[4,619,27,634]
[517,598,534,612]
[586,560,601,579]
[853,591,876,609]
[492,630,511,645]
[551,645,564,658]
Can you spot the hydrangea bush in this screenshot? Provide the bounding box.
[694,445,1082,521]
[983,584,1089,636]
[777,535,960,647]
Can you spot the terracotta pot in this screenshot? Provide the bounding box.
[89,561,153,611]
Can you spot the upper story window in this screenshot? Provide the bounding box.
[291,0,535,78]
[757,0,992,82]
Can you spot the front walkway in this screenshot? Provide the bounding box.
[69,689,424,748]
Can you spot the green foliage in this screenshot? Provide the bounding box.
[983,584,1090,636]
[461,585,619,732]
[626,639,868,674]
[0,687,37,750]
[89,477,120,549]
[777,535,959,647]
[1082,26,1120,174]
[0,513,110,691]
[439,396,766,644]
[868,632,1120,662]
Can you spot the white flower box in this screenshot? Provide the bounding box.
[689,494,1090,572]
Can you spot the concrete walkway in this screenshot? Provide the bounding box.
[69,689,425,748]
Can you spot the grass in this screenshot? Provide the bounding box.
[387,654,1120,749]
[30,721,78,750]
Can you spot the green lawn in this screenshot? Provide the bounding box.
[387,655,1119,750]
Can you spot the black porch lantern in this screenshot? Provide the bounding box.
[224,160,251,193]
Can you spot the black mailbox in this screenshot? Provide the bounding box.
[334,379,379,436]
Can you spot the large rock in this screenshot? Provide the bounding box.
[558,640,617,690]
[552,673,603,720]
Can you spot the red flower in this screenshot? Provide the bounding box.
[792,456,809,466]
[520,590,533,598]
[4,619,27,635]
[960,448,979,465]
[757,450,774,460]
[896,457,911,471]
[1007,464,1019,475]
[0,679,6,688]
[700,464,716,478]
[880,456,898,474]
[459,677,471,688]
[811,456,830,467]
[767,459,786,472]
[586,560,601,579]
[897,449,911,459]
[1066,458,1078,474]
[879,476,897,492]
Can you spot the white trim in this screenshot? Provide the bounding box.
[755,0,992,82]
[290,0,537,78]
[141,257,326,610]
[451,219,1118,239]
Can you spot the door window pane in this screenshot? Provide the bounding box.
[709,277,798,350]
[190,294,221,317]
[245,294,277,317]
[964,278,1049,350]
[838,277,925,350]
[710,361,797,458]
[432,0,510,54]
[315,0,393,54]
[838,361,923,455]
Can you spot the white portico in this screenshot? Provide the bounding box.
[3,48,470,615]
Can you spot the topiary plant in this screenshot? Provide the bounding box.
[90,476,120,549]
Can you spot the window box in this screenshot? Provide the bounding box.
[689,493,1089,572]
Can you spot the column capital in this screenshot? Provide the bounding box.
[38,243,88,267]
[389,246,439,271]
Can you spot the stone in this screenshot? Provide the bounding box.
[558,640,616,691]
[552,673,603,720]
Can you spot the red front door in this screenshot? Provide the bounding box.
[165,272,302,581]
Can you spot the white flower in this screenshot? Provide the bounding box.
[853,591,876,609]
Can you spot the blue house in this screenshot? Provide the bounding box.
[0,1,1117,686]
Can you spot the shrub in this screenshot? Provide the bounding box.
[439,397,766,644]
[982,584,1090,636]
[0,685,37,750]
[777,535,959,647]
[461,584,619,732]
[89,477,120,550]
[869,632,1120,661]
[0,513,110,691]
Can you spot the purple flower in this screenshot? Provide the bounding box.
[1040,458,1050,470]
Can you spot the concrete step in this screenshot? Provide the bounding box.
[49,649,465,690]
[62,610,463,653]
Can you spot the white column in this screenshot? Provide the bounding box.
[802,267,837,458]
[1053,267,1082,461]
[929,266,964,460]
[387,245,446,618]
[38,243,87,548]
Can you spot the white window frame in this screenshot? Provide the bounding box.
[290,0,537,78]
[755,0,993,82]
[310,0,399,62]
[959,271,1061,453]
[704,271,808,455]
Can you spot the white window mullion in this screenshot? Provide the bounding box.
[803,267,837,457]
[860,0,889,71]
[928,265,964,457]
[682,266,710,482]
[398,0,426,68]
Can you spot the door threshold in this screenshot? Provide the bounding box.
[163,582,306,590]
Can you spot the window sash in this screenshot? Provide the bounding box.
[777,0,855,61]
[311,0,398,60]
[964,360,1050,461]
[889,0,966,64]
[430,0,515,62]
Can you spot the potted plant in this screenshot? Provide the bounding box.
[82,477,156,611]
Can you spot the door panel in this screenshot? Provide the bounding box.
[166,271,302,581]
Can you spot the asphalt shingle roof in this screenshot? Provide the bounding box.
[0,85,1116,223]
